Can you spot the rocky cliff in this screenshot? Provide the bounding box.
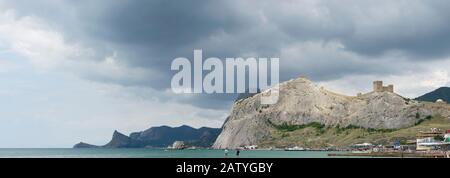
[74,125,221,148]
[213,77,450,148]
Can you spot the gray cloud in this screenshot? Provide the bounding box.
[3,0,450,110]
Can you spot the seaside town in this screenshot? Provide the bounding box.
[328,128,450,158]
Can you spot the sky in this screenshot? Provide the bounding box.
[1,0,450,148]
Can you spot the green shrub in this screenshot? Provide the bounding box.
[415,115,433,126]
[269,120,395,134]
[270,121,325,132]
[434,135,444,141]
[281,133,289,138]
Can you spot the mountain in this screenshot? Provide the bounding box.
[74,125,221,148]
[129,125,221,147]
[213,77,450,149]
[416,87,450,103]
[235,89,261,101]
[103,130,143,148]
[73,142,99,148]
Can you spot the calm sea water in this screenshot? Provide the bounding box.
[0,149,352,158]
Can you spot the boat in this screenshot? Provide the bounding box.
[244,145,258,150]
[284,146,305,151]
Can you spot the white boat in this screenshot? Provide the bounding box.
[284,146,305,151]
[244,145,258,150]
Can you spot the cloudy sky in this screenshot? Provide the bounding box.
[1,0,450,147]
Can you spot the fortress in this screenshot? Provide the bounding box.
[373,81,394,93]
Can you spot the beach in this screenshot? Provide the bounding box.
[0,148,352,158]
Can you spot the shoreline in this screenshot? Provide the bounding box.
[329,151,450,158]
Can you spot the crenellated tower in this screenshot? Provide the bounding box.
[373,81,394,93]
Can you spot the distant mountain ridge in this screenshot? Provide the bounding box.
[416,87,450,103]
[74,125,221,148]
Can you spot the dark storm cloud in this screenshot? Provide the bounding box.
[3,0,450,109]
[261,0,450,59]
[88,1,243,47]
[339,1,450,58]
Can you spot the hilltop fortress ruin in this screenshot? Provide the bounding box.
[356,80,394,97]
[213,77,450,149]
[373,81,394,93]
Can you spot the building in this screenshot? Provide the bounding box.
[436,99,446,104]
[351,143,374,151]
[373,81,394,93]
[416,128,445,151]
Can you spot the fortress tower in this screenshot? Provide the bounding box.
[373,81,383,92]
[373,81,394,93]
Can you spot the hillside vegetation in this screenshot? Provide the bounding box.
[259,115,450,148]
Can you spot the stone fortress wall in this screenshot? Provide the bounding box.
[373,81,394,93]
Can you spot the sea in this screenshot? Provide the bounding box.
[0,148,353,158]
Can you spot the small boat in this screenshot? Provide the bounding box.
[284,146,305,151]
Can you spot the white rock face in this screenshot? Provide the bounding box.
[213,77,450,149]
